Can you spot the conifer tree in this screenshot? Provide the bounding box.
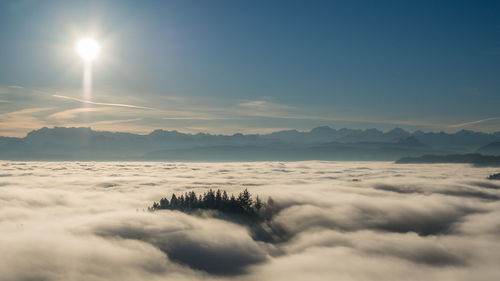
[238,188,252,211]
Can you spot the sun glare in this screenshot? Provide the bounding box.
[76,38,100,62]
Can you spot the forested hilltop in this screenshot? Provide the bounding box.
[149,189,276,223]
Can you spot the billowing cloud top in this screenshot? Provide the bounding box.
[1,161,500,280]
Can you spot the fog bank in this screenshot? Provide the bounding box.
[1,161,499,280]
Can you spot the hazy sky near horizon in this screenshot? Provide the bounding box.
[0,0,499,136]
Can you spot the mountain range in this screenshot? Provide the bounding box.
[0,126,499,161]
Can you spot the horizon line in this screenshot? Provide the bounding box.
[3,125,499,139]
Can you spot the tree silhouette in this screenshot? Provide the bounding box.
[488,172,500,180]
[170,194,178,209]
[237,188,252,212]
[254,196,263,210]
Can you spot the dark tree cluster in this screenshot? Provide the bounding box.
[149,188,276,222]
[488,172,500,180]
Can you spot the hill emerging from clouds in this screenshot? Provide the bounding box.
[1,126,500,161]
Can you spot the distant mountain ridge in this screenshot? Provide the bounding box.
[0,126,499,161]
[396,153,500,167]
[477,142,500,156]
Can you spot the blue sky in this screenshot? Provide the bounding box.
[0,0,499,136]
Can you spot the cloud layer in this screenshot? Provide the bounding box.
[1,161,500,280]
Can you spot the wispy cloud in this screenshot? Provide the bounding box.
[64,118,142,126]
[450,117,500,128]
[235,100,449,129]
[0,107,53,137]
[237,100,300,119]
[1,85,498,136]
[239,100,296,112]
[62,119,149,134]
[47,107,112,121]
[52,95,155,110]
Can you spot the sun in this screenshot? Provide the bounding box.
[75,38,101,62]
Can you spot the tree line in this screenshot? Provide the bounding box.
[149,188,276,221]
[488,172,500,180]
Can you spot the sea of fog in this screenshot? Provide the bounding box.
[1,161,500,281]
